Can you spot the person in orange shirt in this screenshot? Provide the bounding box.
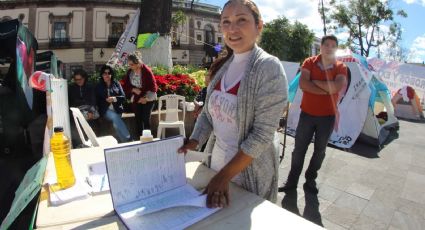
[280,35,347,194]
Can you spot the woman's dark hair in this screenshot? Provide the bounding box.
[72,69,88,82]
[209,0,262,79]
[99,65,115,82]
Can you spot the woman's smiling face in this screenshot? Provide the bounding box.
[220,1,263,54]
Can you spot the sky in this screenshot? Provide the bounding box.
[202,0,425,63]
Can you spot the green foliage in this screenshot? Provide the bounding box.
[189,70,207,88]
[328,0,407,57]
[113,65,128,82]
[151,65,170,76]
[88,72,99,84]
[171,65,205,75]
[171,10,187,27]
[260,17,314,63]
[171,10,187,44]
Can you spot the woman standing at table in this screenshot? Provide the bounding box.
[179,0,288,207]
[96,65,131,143]
[121,51,158,137]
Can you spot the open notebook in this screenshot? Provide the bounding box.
[104,136,219,230]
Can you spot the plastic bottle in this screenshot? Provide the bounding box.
[50,126,75,190]
[140,129,154,143]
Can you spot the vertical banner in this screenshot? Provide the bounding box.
[107,9,140,67]
[368,57,425,105]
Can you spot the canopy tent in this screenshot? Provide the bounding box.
[281,61,300,84]
[286,49,398,148]
[391,86,424,120]
[368,57,425,110]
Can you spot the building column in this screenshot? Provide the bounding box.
[84,5,94,73]
[28,4,37,33]
[189,17,195,45]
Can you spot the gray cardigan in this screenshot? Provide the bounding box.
[191,45,288,202]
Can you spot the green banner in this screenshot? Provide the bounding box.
[0,157,47,230]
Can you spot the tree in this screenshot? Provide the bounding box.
[329,0,407,57]
[260,17,314,63]
[319,0,329,35]
[381,23,408,62]
[171,10,187,46]
[138,0,173,68]
[139,0,172,34]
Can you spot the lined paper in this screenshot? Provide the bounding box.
[104,137,220,230]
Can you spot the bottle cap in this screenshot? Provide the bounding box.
[54,126,64,132]
[142,129,152,137]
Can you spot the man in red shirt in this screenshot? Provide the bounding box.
[280,35,348,194]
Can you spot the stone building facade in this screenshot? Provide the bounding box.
[0,0,223,77]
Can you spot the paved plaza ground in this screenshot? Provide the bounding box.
[276,119,425,230]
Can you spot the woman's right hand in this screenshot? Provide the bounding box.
[177,139,199,154]
[132,88,141,95]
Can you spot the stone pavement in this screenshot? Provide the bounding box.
[276,120,425,230]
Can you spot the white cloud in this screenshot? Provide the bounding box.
[402,0,425,6]
[255,0,324,35]
[408,34,425,63]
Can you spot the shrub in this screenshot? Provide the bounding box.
[155,74,201,102]
[189,70,207,88]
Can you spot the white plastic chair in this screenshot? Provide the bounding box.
[157,94,186,138]
[70,107,118,148]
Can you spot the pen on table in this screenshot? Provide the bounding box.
[85,177,92,187]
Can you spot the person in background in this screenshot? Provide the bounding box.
[95,65,131,143]
[279,35,347,194]
[68,69,98,120]
[121,51,158,137]
[178,0,288,208]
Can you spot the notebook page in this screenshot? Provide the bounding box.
[116,184,209,218]
[120,203,219,230]
[104,137,186,207]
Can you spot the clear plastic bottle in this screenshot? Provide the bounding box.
[50,126,75,190]
[140,129,154,143]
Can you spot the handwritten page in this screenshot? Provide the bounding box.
[104,136,219,230]
[117,184,211,218]
[105,137,186,207]
[121,204,219,230]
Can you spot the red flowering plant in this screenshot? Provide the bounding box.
[154,74,201,102]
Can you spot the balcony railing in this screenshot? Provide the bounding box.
[49,37,71,49]
[108,34,121,48]
[172,0,220,14]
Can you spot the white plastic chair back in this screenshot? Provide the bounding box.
[158,94,186,122]
[70,107,99,146]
